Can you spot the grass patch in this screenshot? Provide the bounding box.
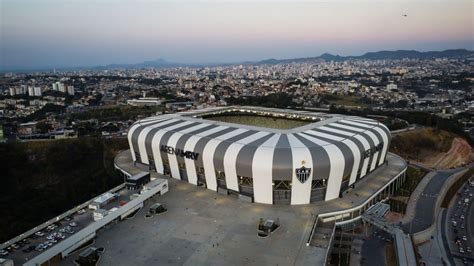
[203,114,310,129]
[322,94,368,107]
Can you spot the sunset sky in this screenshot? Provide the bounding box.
[1,0,473,70]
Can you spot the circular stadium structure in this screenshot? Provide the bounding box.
[127,106,391,205]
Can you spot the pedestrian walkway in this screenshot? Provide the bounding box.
[399,171,435,225]
[417,209,449,266]
[361,209,417,266]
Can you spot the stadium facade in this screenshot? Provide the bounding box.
[128,107,391,205]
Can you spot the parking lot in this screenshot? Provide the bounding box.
[60,179,318,266]
[0,186,140,265]
[445,177,474,265]
[0,151,407,265]
[1,208,92,264]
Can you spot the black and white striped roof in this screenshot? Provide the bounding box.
[128,106,390,204]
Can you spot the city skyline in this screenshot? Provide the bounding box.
[1,0,473,70]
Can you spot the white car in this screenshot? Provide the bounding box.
[0,249,8,256]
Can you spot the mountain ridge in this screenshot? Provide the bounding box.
[115,49,473,68]
[249,49,473,65]
[2,49,472,72]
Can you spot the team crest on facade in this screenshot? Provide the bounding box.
[295,166,311,183]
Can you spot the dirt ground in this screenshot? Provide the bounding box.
[415,137,474,169]
[385,212,403,223]
[385,243,397,266]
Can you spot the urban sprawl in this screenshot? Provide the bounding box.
[0,56,473,141]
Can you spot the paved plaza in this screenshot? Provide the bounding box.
[57,150,406,265]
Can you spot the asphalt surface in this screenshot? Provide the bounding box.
[60,179,318,266]
[441,210,456,266]
[443,180,474,266]
[360,228,392,266]
[2,188,137,265]
[3,213,91,265]
[402,169,459,233]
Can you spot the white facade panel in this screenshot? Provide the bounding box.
[304,130,360,186]
[140,120,193,165]
[166,123,210,180]
[128,117,166,161]
[203,129,248,191]
[319,125,371,177]
[183,126,229,185]
[329,123,373,176]
[339,120,383,169]
[372,127,389,165]
[346,120,390,166]
[223,131,270,191]
[296,133,345,201]
[287,134,313,205]
[252,134,281,204]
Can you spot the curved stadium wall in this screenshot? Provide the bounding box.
[127,107,391,205]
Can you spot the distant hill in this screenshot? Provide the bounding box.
[2,49,473,72]
[358,49,473,60]
[251,49,473,65]
[96,58,185,70]
[97,49,473,70]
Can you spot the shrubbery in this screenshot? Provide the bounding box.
[0,137,128,242]
[390,128,455,161]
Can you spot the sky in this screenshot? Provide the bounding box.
[1,0,473,70]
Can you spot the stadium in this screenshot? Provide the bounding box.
[127,106,391,205]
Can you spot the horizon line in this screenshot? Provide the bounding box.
[1,47,473,73]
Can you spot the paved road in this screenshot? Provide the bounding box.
[468,190,474,255]
[440,210,456,266]
[442,180,474,266]
[402,169,460,234]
